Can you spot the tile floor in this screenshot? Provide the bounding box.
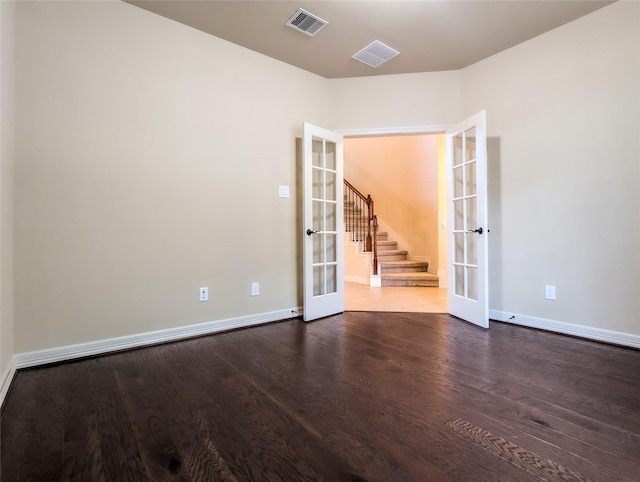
[344,281,448,313]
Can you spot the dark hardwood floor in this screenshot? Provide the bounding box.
[2,312,639,481]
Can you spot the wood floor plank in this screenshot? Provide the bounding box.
[2,312,639,481]
[345,313,640,435]
[173,345,368,481]
[167,409,243,481]
[213,322,527,481]
[15,452,65,482]
[0,370,40,481]
[339,314,638,479]
[447,417,590,482]
[61,413,105,482]
[92,384,149,481]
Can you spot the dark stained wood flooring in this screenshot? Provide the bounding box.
[2,312,639,481]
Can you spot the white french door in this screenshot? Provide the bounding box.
[302,123,345,322]
[446,111,489,328]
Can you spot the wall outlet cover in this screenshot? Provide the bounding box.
[278,185,290,198]
[545,285,556,300]
[199,287,208,302]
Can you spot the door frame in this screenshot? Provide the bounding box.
[339,121,489,327]
[338,123,453,295]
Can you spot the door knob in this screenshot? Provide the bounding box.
[306,229,319,236]
[467,227,483,234]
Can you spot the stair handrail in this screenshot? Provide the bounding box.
[344,179,379,275]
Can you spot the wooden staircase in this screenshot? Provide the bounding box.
[344,196,439,287]
[375,234,439,287]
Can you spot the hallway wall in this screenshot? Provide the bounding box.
[344,135,440,271]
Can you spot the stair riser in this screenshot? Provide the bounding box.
[382,279,440,287]
[381,266,428,273]
[377,254,408,261]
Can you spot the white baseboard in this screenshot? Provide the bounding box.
[489,309,640,349]
[13,307,303,370]
[1,359,17,408]
[7,306,636,407]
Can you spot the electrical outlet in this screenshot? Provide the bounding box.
[251,282,260,296]
[199,287,208,302]
[545,285,556,300]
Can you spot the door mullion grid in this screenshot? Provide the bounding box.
[321,139,327,296]
[460,132,480,299]
[319,139,337,296]
[318,137,339,297]
[452,160,466,299]
[455,131,480,300]
[462,131,469,299]
[311,157,340,296]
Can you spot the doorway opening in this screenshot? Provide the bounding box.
[342,132,448,313]
[303,113,487,326]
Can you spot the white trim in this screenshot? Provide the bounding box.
[1,358,17,408]
[13,307,303,370]
[337,125,452,137]
[369,274,382,288]
[489,310,640,349]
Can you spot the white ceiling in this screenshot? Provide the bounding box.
[126,0,614,79]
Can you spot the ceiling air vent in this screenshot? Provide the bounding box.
[285,8,328,37]
[352,40,400,68]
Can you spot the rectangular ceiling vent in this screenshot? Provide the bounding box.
[352,40,400,68]
[285,8,328,37]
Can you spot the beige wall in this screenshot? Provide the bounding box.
[8,0,640,358]
[1,0,15,377]
[330,71,461,130]
[460,0,639,334]
[344,135,439,271]
[14,1,330,352]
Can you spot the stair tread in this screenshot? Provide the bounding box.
[380,260,428,267]
[382,272,439,280]
[377,249,408,255]
[377,241,398,249]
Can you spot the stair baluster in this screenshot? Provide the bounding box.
[344,180,378,275]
